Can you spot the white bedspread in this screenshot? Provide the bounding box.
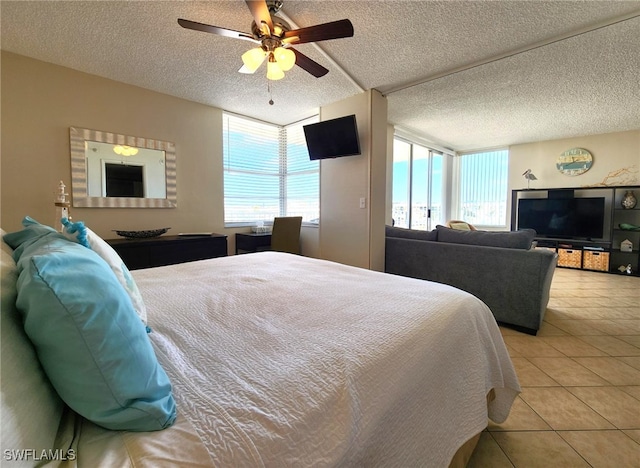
[127,252,519,467]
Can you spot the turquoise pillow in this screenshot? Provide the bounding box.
[4,222,176,432]
[61,217,149,328]
[5,216,61,260]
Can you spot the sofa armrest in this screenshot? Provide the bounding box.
[385,237,558,333]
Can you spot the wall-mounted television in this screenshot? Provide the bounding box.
[517,197,606,240]
[104,163,144,198]
[303,114,361,160]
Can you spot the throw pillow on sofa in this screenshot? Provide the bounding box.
[435,225,536,250]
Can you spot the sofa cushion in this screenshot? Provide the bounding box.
[435,225,536,250]
[386,225,438,241]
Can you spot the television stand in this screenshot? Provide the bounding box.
[512,185,640,276]
[533,238,610,272]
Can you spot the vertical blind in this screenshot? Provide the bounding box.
[223,113,318,224]
[457,149,509,227]
[284,121,320,222]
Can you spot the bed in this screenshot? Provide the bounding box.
[1,220,520,467]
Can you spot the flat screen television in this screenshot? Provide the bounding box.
[517,197,606,240]
[105,163,144,198]
[303,114,361,160]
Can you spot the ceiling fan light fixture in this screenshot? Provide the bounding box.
[266,56,285,80]
[241,47,267,72]
[274,47,295,71]
[113,145,138,157]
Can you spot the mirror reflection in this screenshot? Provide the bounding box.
[70,127,176,208]
[85,141,167,198]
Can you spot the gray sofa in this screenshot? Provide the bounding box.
[385,225,558,335]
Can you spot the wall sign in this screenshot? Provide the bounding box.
[556,148,593,176]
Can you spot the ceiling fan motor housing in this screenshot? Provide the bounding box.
[266,0,284,14]
[251,15,291,39]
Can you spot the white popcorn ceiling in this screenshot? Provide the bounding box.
[2,1,639,151]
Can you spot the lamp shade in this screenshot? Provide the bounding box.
[267,59,285,80]
[241,48,267,73]
[274,47,295,71]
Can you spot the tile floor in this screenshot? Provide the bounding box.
[468,267,640,467]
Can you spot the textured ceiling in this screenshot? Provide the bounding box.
[2,0,639,151]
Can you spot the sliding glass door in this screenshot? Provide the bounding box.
[392,138,445,230]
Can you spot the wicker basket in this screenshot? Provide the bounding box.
[558,248,582,268]
[582,250,610,272]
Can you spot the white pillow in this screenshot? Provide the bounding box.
[61,220,148,326]
[1,230,65,461]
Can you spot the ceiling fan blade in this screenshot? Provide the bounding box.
[245,0,273,33]
[291,48,329,78]
[178,18,257,42]
[284,19,354,44]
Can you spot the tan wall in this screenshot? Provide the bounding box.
[508,130,640,228]
[509,130,640,190]
[1,51,223,237]
[319,90,387,270]
[0,52,318,255]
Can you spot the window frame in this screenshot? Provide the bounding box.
[392,135,449,231]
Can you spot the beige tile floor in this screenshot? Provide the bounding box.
[468,267,640,468]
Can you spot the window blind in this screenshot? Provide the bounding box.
[457,149,509,227]
[223,113,318,224]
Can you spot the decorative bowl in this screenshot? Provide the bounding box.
[113,227,170,239]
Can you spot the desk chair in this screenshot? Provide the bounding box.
[271,216,302,254]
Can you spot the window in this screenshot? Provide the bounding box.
[392,137,446,230]
[284,122,320,222]
[456,149,509,227]
[223,113,319,225]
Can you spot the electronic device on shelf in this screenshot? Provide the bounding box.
[516,197,606,241]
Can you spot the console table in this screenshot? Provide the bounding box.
[235,232,272,254]
[107,234,227,270]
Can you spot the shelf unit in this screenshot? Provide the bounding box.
[511,186,640,276]
[611,187,640,275]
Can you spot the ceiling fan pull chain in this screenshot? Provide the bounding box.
[268,81,274,105]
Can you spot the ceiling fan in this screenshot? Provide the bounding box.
[178,0,354,81]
